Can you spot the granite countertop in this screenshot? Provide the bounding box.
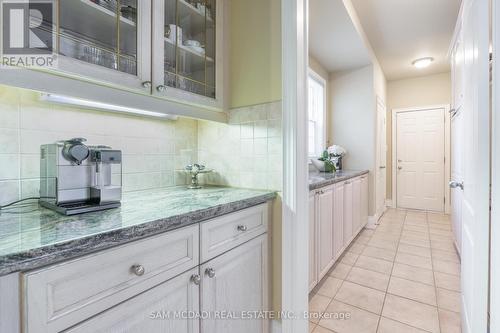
[309,170,369,191]
[0,186,276,276]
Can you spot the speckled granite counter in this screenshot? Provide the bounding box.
[309,170,369,191]
[0,186,276,276]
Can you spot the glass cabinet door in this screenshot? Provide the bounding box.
[162,0,217,99]
[53,0,151,89]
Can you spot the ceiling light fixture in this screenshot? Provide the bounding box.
[412,57,434,69]
[40,93,178,120]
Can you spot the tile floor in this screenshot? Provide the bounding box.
[309,208,461,333]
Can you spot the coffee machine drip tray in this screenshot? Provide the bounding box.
[40,200,121,216]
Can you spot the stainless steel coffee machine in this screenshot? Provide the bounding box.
[40,138,122,215]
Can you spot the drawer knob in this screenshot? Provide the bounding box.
[191,274,201,285]
[156,85,167,92]
[131,264,145,276]
[237,225,248,232]
[141,81,152,89]
[205,268,216,278]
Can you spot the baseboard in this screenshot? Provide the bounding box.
[366,215,379,229]
[386,199,394,208]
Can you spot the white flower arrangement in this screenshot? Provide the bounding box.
[327,145,347,157]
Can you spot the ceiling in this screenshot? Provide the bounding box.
[351,0,461,80]
[309,0,371,73]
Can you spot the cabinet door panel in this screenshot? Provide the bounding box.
[65,269,200,333]
[55,0,151,91]
[318,188,335,280]
[201,234,269,333]
[333,183,344,260]
[352,178,362,236]
[343,181,353,247]
[309,193,317,291]
[360,175,369,228]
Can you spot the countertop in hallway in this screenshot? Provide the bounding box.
[309,170,369,191]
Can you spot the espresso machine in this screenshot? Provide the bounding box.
[39,138,122,215]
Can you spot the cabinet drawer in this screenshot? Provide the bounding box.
[23,225,199,333]
[201,203,269,262]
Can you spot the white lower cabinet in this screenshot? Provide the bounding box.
[201,235,269,333]
[309,175,368,291]
[21,203,271,333]
[343,180,353,248]
[317,187,335,280]
[66,269,200,333]
[309,194,318,291]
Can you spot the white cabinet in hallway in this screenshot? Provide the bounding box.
[309,193,318,291]
[317,187,335,280]
[309,174,368,291]
[343,180,353,248]
[201,234,268,333]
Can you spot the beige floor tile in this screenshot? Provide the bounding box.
[434,272,460,292]
[348,242,366,255]
[382,294,440,333]
[395,252,433,270]
[439,309,462,333]
[309,293,332,324]
[399,237,431,248]
[340,252,360,265]
[329,263,352,279]
[355,235,372,245]
[429,233,454,242]
[429,228,454,237]
[312,325,335,333]
[429,223,452,231]
[310,321,317,333]
[387,276,437,306]
[392,263,435,286]
[334,281,385,314]
[403,225,429,234]
[362,246,396,262]
[431,240,456,252]
[377,317,429,333]
[346,266,390,291]
[401,230,429,240]
[398,243,432,258]
[319,300,380,333]
[437,288,461,313]
[367,239,399,251]
[355,255,394,275]
[432,249,460,263]
[433,259,460,276]
[317,277,344,298]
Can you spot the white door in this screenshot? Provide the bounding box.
[451,105,464,253]
[201,234,269,333]
[317,187,335,280]
[396,108,445,211]
[460,0,490,331]
[333,183,344,260]
[309,193,317,292]
[376,99,387,216]
[343,181,353,247]
[65,269,200,333]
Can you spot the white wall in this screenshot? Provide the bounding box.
[330,65,378,214]
[386,72,452,199]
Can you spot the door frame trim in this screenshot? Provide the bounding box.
[391,104,451,213]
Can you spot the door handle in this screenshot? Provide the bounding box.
[449,181,464,190]
[379,166,386,169]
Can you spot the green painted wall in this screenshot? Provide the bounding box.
[229,0,282,108]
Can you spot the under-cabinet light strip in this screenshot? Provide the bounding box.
[40,93,178,120]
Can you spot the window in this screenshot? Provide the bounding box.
[308,70,326,158]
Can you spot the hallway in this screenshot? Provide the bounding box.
[309,209,461,333]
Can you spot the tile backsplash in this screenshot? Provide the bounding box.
[0,84,282,206]
[198,101,283,191]
[0,85,197,205]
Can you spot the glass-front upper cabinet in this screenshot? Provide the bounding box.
[54,0,152,92]
[153,0,223,109]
